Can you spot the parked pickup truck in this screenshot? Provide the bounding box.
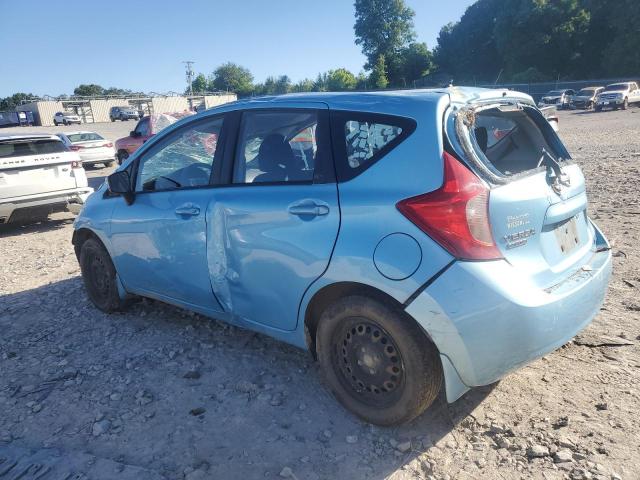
[0,135,93,224]
[595,82,640,111]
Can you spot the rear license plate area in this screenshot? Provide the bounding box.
[554,216,580,255]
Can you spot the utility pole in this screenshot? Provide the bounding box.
[183,61,195,96]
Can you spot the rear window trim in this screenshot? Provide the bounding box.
[451,102,572,186]
[330,110,417,183]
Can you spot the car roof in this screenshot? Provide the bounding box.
[0,134,61,142]
[205,87,534,113]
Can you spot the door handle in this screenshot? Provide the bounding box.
[288,199,330,217]
[175,203,200,216]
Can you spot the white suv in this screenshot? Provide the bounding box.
[595,82,640,111]
[53,111,81,125]
[0,135,93,224]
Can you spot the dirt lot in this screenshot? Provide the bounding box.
[1,108,639,480]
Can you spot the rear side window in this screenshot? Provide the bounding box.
[0,139,66,158]
[331,111,416,182]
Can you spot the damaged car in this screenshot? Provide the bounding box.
[73,88,612,425]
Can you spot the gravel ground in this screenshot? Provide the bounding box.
[1,108,639,480]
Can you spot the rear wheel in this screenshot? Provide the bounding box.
[316,295,442,426]
[79,238,129,313]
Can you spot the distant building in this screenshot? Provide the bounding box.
[16,92,237,126]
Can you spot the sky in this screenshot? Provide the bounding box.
[0,0,474,97]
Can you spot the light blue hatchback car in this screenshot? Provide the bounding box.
[73,88,612,425]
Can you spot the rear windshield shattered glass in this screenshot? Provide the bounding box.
[462,105,567,178]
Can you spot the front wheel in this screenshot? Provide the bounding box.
[622,98,628,110]
[595,105,602,112]
[316,296,442,426]
[79,238,130,313]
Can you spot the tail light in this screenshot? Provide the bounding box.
[71,161,83,168]
[69,145,84,151]
[104,142,113,148]
[396,152,502,260]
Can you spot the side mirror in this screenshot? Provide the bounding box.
[130,130,140,138]
[107,170,135,205]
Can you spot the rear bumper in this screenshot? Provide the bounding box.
[406,221,612,401]
[0,187,93,223]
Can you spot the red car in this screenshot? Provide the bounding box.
[115,113,193,164]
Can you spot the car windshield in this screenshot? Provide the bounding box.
[577,89,595,96]
[604,84,628,92]
[63,112,77,116]
[67,133,103,143]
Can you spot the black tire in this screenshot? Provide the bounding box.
[316,295,442,426]
[622,98,628,110]
[53,120,59,126]
[79,237,129,313]
[595,105,602,112]
[111,117,116,122]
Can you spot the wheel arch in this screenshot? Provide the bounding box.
[72,227,109,261]
[303,281,436,358]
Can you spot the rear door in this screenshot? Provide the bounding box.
[208,104,340,331]
[450,99,594,288]
[0,137,77,199]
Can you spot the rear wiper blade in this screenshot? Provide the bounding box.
[538,148,570,191]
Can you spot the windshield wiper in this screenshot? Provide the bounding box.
[537,148,570,192]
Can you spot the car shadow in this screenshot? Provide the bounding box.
[0,278,496,480]
[0,215,75,237]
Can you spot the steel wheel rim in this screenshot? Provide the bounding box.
[331,317,406,407]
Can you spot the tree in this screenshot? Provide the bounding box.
[256,75,292,95]
[601,0,640,76]
[369,55,389,89]
[291,78,315,93]
[326,68,357,91]
[190,73,208,93]
[398,42,433,85]
[356,72,369,90]
[103,87,133,96]
[432,0,502,83]
[210,62,254,97]
[73,84,105,96]
[0,92,34,111]
[354,0,416,77]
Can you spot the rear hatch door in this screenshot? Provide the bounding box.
[447,94,594,288]
[0,137,79,199]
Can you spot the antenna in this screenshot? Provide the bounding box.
[183,61,195,96]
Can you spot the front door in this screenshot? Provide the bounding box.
[109,114,226,312]
[209,106,340,331]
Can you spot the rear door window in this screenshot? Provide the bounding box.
[330,111,416,182]
[232,109,332,184]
